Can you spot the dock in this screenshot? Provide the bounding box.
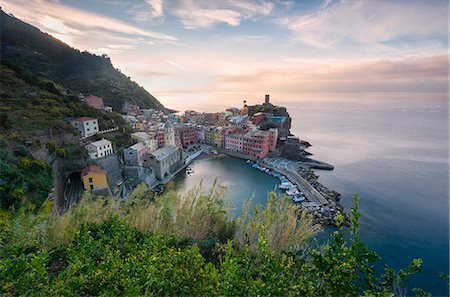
[261,158,329,205]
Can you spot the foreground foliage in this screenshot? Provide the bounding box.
[0,187,429,296]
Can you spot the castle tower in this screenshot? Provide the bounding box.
[163,120,175,146]
[265,94,270,105]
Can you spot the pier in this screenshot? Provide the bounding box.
[262,158,329,205]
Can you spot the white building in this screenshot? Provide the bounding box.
[85,138,113,159]
[71,117,99,138]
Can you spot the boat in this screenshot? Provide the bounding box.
[279,182,293,190]
[286,187,300,196]
[293,196,305,203]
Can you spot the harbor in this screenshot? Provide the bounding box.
[246,158,347,226]
[176,149,346,226]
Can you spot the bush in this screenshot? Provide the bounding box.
[0,191,432,296]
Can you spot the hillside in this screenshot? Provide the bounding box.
[0,9,165,111]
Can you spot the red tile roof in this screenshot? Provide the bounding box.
[81,165,106,177]
[84,95,104,109]
[73,117,96,122]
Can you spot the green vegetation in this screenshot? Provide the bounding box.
[1,9,165,111]
[0,183,430,296]
[0,138,53,210]
[0,59,128,138]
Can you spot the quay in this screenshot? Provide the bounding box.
[261,158,329,205]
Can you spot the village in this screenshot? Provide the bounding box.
[67,94,344,225]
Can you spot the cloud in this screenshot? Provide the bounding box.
[276,0,448,49]
[219,55,449,93]
[172,0,274,29]
[139,70,173,77]
[146,0,164,17]
[2,0,177,44]
[165,60,184,69]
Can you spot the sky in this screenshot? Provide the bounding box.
[2,0,449,110]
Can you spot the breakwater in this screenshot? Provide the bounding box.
[249,158,348,226]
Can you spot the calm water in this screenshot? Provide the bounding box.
[177,93,449,295]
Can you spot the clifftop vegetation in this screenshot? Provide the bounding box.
[0,185,432,296]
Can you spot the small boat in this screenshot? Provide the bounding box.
[293,196,305,203]
[286,187,300,196]
[279,182,293,190]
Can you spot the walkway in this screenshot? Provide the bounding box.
[263,157,329,205]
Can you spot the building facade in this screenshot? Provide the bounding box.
[81,165,108,191]
[85,138,113,159]
[71,117,99,138]
[131,132,158,153]
[163,121,175,146]
[148,146,183,180]
[124,142,148,166]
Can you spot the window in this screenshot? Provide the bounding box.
[90,184,94,190]
[89,177,93,183]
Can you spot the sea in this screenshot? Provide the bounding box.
[175,92,449,295]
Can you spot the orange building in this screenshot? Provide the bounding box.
[81,165,108,191]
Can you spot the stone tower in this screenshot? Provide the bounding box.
[265,94,270,105]
[163,120,175,147]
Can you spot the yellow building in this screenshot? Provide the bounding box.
[81,165,108,191]
[131,122,144,131]
[214,127,222,147]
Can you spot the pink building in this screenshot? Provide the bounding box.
[225,134,244,152]
[242,130,270,159]
[250,112,266,125]
[267,128,278,152]
[157,131,165,148]
[83,95,104,110]
[176,127,199,147]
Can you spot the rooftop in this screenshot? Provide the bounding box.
[151,146,179,161]
[81,165,106,177]
[86,138,111,148]
[131,132,151,140]
[128,142,146,151]
[72,117,96,122]
[84,95,103,100]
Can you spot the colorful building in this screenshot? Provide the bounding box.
[242,130,270,159]
[176,126,199,147]
[204,127,215,145]
[81,165,108,191]
[250,112,266,125]
[214,127,223,148]
[267,128,278,151]
[223,128,277,158]
[131,132,158,153]
[156,131,165,148]
[131,121,145,131]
